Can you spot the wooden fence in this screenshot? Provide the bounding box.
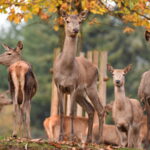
[50,48,108,123]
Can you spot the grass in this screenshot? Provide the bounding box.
[0,137,140,150]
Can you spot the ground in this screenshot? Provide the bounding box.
[0,137,139,150]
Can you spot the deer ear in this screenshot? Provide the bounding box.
[79,10,88,21]
[2,44,10,51]
[60,10,68,20]
[16,41,23,52]
[124,64,132,74]
[107,64,114,73]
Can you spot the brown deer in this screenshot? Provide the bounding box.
[43,115,87,142]
[92,123,127,146]
[53,11,104,142]
[107,64,143,148]
[43,115,126,146]
[138,70,150,149]
[0,41,37,138]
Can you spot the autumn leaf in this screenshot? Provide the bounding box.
[23,13,33,22]
[123,27,135,33]
[53,25,59,31]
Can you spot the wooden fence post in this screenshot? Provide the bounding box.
[66,95,71,116]
[99,51,108,106]
[50,48,60,116]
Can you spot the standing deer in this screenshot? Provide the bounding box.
[53,11,104,143]
[0,41,37,138]
[138,70,150,149]
[107,64,143,148]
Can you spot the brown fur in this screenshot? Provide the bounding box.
[43,115,127,146]
[140,116,148,144]
[43,115,88,142]
[138,70,150,148]
[53,12,104,142]
[92,124,127,146]
[0,41,37,138]
[108,64,143,148]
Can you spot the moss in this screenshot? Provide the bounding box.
[0,138,140,150]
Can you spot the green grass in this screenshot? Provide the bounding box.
[0,138,140,150]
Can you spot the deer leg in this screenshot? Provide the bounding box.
[20,74,25,109]
[12,103,19,138]
[11,73,19,105]
[115,126,124,147]
[69,91,76,141]
[25,101,31,139]
[127,126,134,148]
[76,96,94,143]
[57,89,64,141]
[86,86,104,144]
[144,99,150,149]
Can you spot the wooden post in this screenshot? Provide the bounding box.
[66,95,71,116]
[50,48,60,116]
[99,51,108,106]
[87,51,93,62]
[77,105,83,117]
[93,50,99,123]
[93,50,99,67]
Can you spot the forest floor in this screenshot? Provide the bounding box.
[0,137,139,150]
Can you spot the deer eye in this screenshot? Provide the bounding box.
[7,53,12,55]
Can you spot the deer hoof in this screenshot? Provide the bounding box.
[59,135,64,141]
[86,137,92,143]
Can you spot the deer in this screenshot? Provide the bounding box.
[43,114,126,146]
[138,70,150,149]
[139,115,150,146]
[43,115,88,142]
[0,41,37,138]
[92,123,127,146]
[0,90,12,111]
[53,11,104,143]
[107,64,144,148]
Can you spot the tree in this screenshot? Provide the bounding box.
[0,0,150,30]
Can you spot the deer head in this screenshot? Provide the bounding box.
[0,90,12,105]
[0,41,23,66]
[61,10,88,37]
[107,64,132,87]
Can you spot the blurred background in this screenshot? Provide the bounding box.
[0,13,149,138]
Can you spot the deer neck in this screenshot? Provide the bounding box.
[61,35,78,68]
[114,85,126,102]
[3,57,22,67]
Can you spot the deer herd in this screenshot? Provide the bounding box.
[0,10,149,149]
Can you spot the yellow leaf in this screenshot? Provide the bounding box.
[53,25,59,31]
[21,6,28,11]
[13,16,21,24]
[8,14,15,21]
[23,13,32,22]
[123,27,135,33]
[32,5,40,14]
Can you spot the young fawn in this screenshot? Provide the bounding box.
[107,64,143,148]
